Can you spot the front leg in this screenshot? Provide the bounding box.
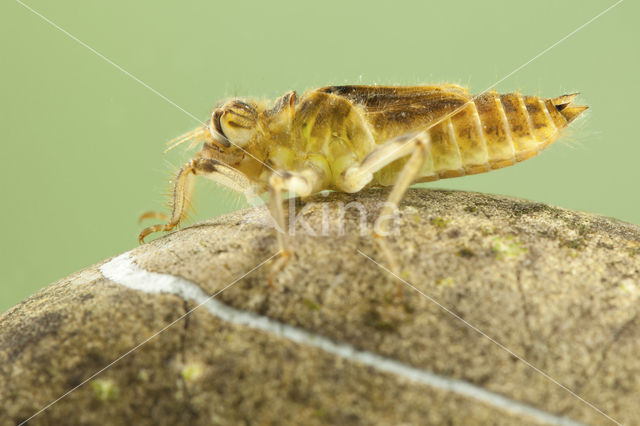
[266,166,325,286]
[138,158,252,243]
[267,166,326,254]
[139,159,198,243]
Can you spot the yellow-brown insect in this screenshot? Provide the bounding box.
[139,84,587,255]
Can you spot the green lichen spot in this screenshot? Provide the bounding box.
[619,279,636,293]
[181,363,204,382]
[430,217,450,228]
[627,246,640,257]
[91,379,119,401]
[511,202,548,217]
[303,299,321,310]
[435,277,455,287]
[561,238,586,250]
[492,236,527,259]
[481,227,496,236]
[137,369,149,382]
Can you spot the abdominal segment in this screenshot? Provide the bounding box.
[375,91,580,186]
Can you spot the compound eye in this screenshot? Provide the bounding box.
[209,109,231,148]
[218,101,257,147]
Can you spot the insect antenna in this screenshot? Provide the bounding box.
[164,125,209,154]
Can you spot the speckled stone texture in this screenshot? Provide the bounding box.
[1,189,639,425]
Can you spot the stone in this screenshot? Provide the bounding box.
[1,189,639,425]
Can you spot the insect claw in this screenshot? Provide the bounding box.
[138,224,175,244]
[138,229,151,244]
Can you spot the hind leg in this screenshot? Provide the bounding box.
[339,131,432,283]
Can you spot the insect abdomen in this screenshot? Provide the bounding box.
[418,91,587,181]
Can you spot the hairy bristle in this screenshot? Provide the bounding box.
[164,126,209,154]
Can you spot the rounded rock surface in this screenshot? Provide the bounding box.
[1,189,639,425]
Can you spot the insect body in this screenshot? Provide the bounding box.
[139,84,587,250]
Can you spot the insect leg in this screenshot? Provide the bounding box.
[376,134,431,236]
[266,166,326,285]
[376,134,431,285]
[268,167,325,253]
[138,160,197,243]
[339,131,431,285]
[339,132,423,193]
[138,158,252,243]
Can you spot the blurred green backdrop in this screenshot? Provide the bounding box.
[1,0,638,312]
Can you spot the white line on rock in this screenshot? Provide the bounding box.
[100,253,584,426]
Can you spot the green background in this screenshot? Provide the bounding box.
[1,0,638,313]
